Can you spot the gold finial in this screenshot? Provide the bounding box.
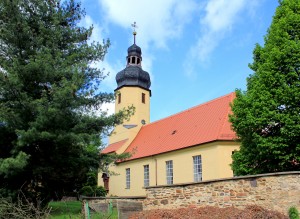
[131,21,138,44]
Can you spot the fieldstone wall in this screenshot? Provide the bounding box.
[144,171,300,214]
[117,201,143,219]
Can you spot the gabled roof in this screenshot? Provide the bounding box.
[102,139,128,154]
[124,92,237,160]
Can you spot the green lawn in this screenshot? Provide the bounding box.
[48,201,81,218]
[48,201,118,219]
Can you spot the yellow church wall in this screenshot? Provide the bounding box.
[215,144,239,178]
[99,158,155,197]
[109,87,150,145]
[98,141,240,197]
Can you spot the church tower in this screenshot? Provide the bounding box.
[109,25,151,150]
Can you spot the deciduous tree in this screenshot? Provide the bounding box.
[230,0,300,175]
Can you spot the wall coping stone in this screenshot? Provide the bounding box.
[146,171,300,189]
[81,196,146,200]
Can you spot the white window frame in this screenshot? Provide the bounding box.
[193,155,202,182]
[166,160,173,185]
[144,165,149,187]
[126,168,130,189]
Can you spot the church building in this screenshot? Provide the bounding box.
[98,31,239,197]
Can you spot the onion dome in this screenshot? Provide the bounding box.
[116,65,151,90]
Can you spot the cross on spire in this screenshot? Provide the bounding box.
[131,21,138,44]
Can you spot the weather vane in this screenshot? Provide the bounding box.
[131,21,138,44]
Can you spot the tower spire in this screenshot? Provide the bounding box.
[131,21,138,44]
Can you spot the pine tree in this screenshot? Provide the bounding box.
[230,0,300,175]
[0,0,131,203]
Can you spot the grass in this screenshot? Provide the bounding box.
[48,200,118,219]
[48,201,81,218]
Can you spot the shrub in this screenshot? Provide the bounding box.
[79,186,94,197]
[289,206,300,219]
[79,185,107,197]
[95,186,107,197]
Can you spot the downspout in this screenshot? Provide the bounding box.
[155,158,157,186]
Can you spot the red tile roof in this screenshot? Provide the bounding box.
[102,139,128,154]
[124,92,237,160]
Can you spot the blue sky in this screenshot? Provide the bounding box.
[80,0,279,122]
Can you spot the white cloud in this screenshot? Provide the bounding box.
[80,15,121,91]
[86,0,262,81]
[99,0,197,49]
[99,0,198,83]
[197,0,247,62]
[202,0,246,33]
[79,15,117,116]
[183,0,251,77]
[80,15,105,43]
[99,102,115,116]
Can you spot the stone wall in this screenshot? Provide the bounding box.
[82,196,145,219]
[144,171,300,214]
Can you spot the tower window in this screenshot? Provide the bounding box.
[118,93,121,104]
[127,57,130,64]
[132,57,136,64]
[142,93,145,103]
[137,58,140,64]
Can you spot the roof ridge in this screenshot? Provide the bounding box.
[216,92,235,138]
[145,92,236,127]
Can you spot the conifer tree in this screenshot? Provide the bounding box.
[230,0,300,175]
[0,0,130,203]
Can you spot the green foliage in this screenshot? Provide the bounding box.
[230,0,300,175]
[289,206,300,219]
[49,201,82,218]
[94,186,107,197]
[79,186,94,197]
[98,152,131,175]
[0,0,133,205]
[79,185,106,197]
[84,171,98,187]
[79,170,107,197]
[0,152,29,177]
